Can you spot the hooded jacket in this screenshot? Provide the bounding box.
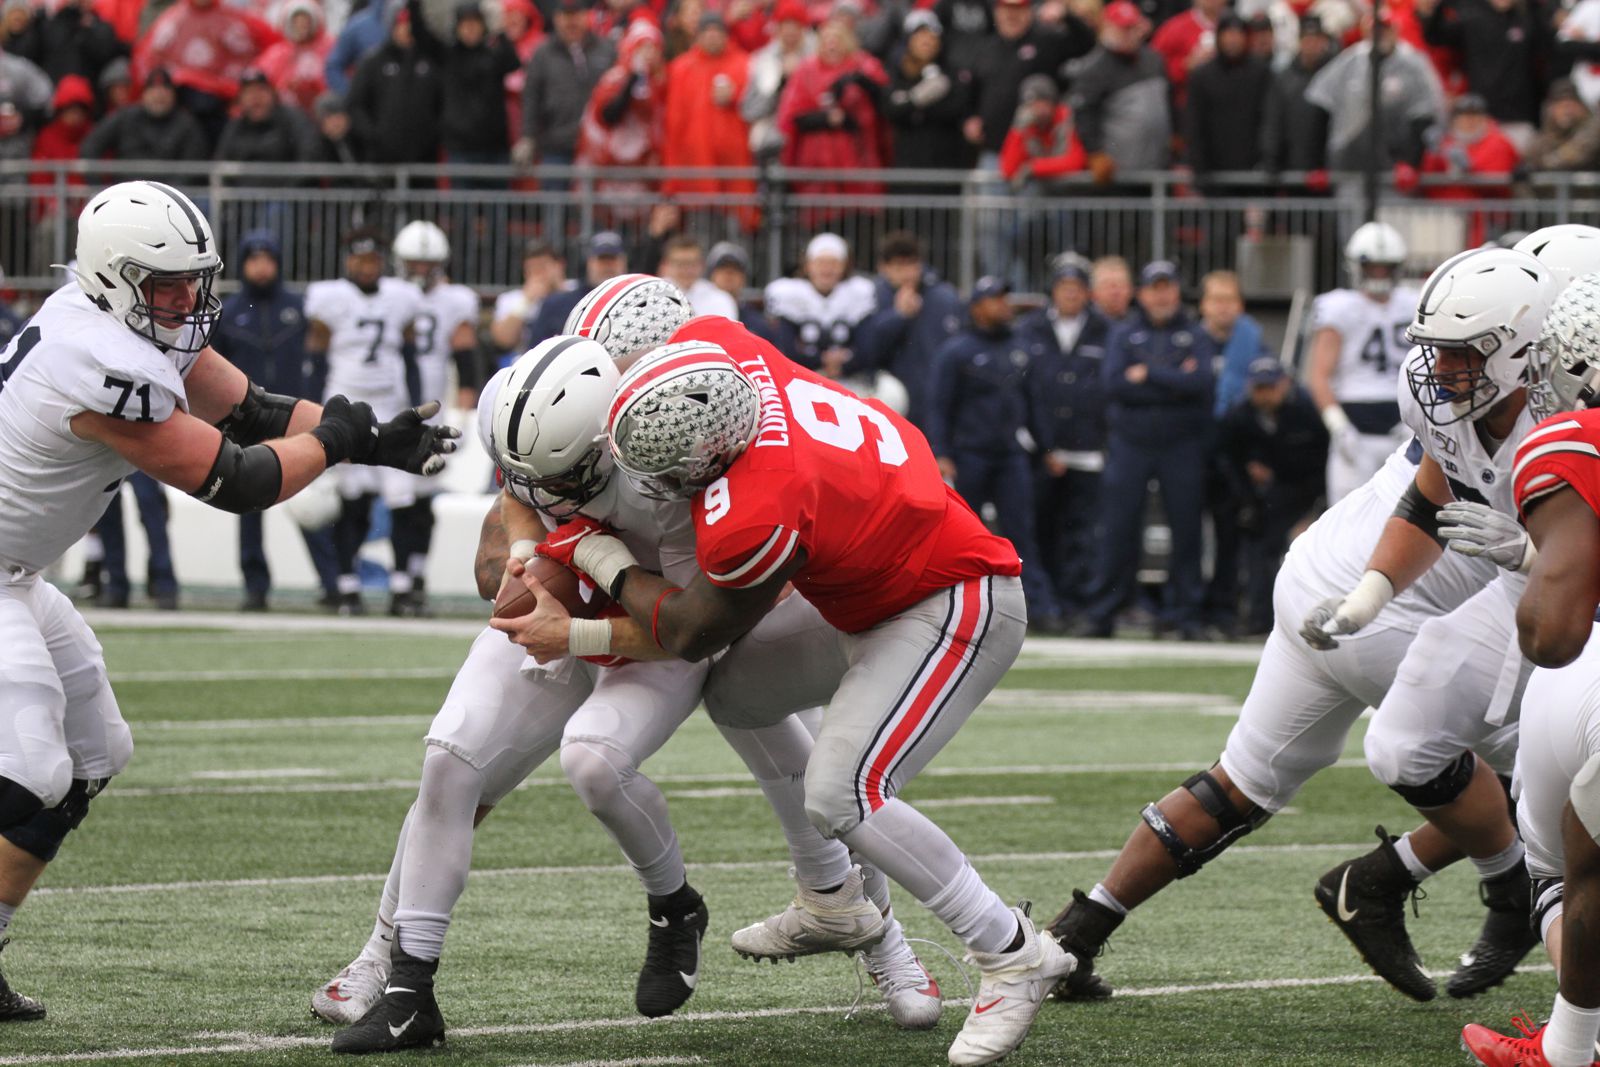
[579,20,665,168]
[213,231,314,399]
[255,0,331,113]
[133,0,282,100]
[409,0,521,154]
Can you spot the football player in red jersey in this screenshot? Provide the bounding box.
[1456,273,1600,1067]
[498,316,1073,1067]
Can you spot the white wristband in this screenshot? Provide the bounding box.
[568,617,614,658]
[1321,404,1353,438]
[573,534,639,599]
[1515,537,1538,574]
[1338,569,1396,630]
[509,539,539,562]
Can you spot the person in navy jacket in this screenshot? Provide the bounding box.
[852,230,964,435]
[928,275,1065,632]
[1015,252,1112,617]
[1079,259,1215,639]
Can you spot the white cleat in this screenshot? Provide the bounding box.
[310,955,389,1025]
[948,906,1074,1067]
[862,930,943,1030]
[731,865,888,962]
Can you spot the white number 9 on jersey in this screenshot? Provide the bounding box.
[785,379,909,466]
[704,476,732,525]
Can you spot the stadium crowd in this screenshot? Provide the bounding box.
[3,0,1600,194]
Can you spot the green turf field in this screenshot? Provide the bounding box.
[0,617,1550,1066]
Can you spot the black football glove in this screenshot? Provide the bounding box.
[370,400,461,475]
[309,395,378,466]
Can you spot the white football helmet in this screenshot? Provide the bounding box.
[392,220,449,287]
[491,336,620,517]
[69,180,222,352]
[1345,221,1407,300]
[1513,225,1600,292]
[563,273,693,360]
[1405,247,1557,426]
[1527,271,1600,421]
[608,340,760,500]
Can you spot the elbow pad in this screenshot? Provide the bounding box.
[1393,480,1445,545]
[191,437,284,515]
[215,383,300,446]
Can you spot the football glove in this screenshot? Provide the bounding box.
[1439,501,1537,573]
[535,517,638,599]
[1298,571,1395,651]
[310,395,377,466]
[368,401,461,476]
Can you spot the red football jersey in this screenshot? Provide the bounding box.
[1513,409,1600,520]
[666,316,1021,633]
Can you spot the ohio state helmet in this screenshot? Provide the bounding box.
[1528,271,1600,421]
[564,273,692,361]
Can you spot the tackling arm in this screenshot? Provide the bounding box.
[612,558,804,663]
[1517,487,1600,667]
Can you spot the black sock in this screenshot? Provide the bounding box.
[647,882,701,919]
[1004,920,1025,954]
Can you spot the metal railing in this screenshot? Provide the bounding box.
[5,160,1599,301]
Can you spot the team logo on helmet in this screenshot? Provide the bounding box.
[564,274,693,361]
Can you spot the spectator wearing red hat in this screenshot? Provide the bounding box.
[1067,0,1170,181]
[346,1,444,165]
[1150,0,1227,111]
[132,0,282,142]
[662,11,756,221]
[594,0,660,48]
[776,13,888,221]
[29,74,95,203]
[578,19,666,200]
[255,0,331,114]
[724,0,773,52]
[79,65,210,161]
[742,0,813,156]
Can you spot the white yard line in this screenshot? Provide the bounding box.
[110,667,458,683]
[0,964,1548,1065]
[914,795,1054,809]
[30,842,1371,898]
[189,768,341,781]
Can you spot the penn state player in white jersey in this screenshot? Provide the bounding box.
[1299,245,1566,1002]
[1451,272,1600,1066]
[385,221,481,615]
[320,302,941,1055]
[0,181,455,1021]
[1307,222,1421,502]
[305,228,425,615]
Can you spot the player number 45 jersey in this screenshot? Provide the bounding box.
[1310,286,1420,406]
[667,316,1021,634]
[1514,408,1600,520]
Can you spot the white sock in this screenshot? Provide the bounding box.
[337,573,361,594]
[392,910,449,962]
[360,807,411,963]
[392,750,483,962]
[1472,839,1525,880]
[560,739,685,896]
[1089,883,1128,916]
[922,860,1019,954]
[0,901,15,939]
[718,722,852,890]
[1543,994,1600,1067]
[856,857,892,913]
[389,571,414,595]
[863,908,908,963]
[1393,833,1436,883]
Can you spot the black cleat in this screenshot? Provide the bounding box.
[0,941,45,1022]
[1447,863,1538,998]
[1314,826,1436,1002]
[1045,890,1122,1001]
[636,887,708,1018]
[331,936,445,1054]
[336,592,367,617]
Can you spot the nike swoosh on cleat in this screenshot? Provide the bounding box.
[649,916,669,928]
[384,986,416,996]
[325,984,349,1002]
[388,1011,417,1039]
[974,998,1004,1014]
[680,932,702,990]
[1336,870,1359,923]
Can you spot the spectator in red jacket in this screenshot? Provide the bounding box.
[578,18,666,205]
[662,11,756,224]
[998,74,1085,288]
[1150,0,1226,110]
[29,74,94,217]
[776,12,887,222]
[1419,92,1520,245]
[254,0,330,114]
[133,0,281,142]
[501,0,544,146]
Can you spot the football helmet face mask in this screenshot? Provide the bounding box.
[1513,224,1600,292]
[607,341,760,500]
[1345,221,1407,300]
[1528,271,1600,421]
[491,336,621,518]
[392,220,449,287]
[564,273,693,361]
[69,181,222,352]
[1404,247,1556,426]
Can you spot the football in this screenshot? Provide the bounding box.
[492,556,611,620]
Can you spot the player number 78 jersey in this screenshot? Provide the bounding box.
[666,316,1021,633]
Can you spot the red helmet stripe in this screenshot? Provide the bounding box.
[577,274,651,336]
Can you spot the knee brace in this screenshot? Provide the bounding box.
[0,775,45,834]
[1533,875,1564,944]
[1140,771,1270,878]
[2,778,105,861]
[1389,751,1477,810]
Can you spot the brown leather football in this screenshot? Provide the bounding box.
[492,556,610,620]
